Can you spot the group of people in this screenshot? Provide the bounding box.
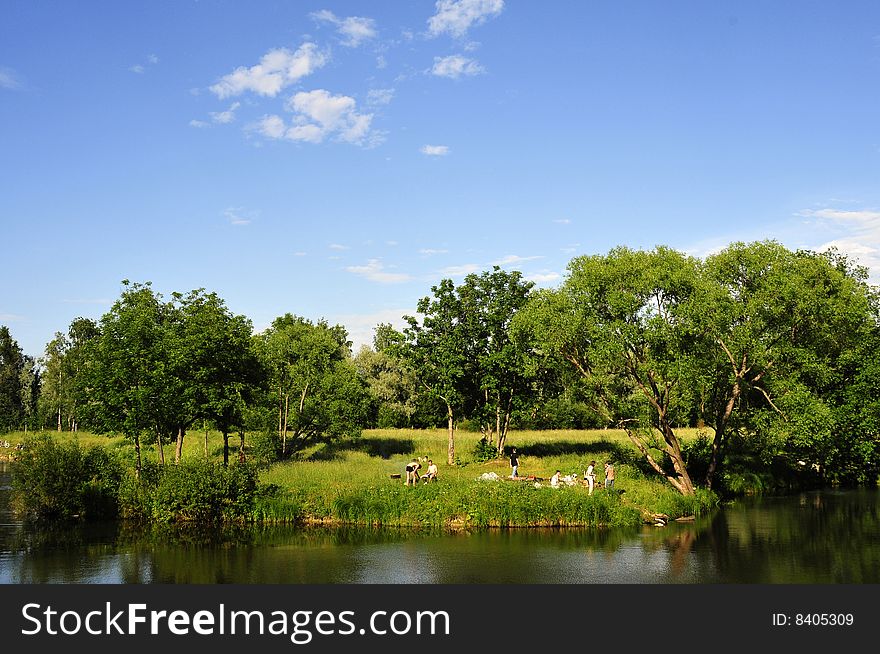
[404,457,438,485]
[509,448,616,494]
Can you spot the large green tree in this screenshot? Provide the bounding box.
[257,314,369,457]
[0,325,26,432]
[697,243,877,488]
[82,281,170,473]
[399,279,472,465]
[457,267,536,454]
[516,246,703,494]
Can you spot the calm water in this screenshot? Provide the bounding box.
[2,461,879,584]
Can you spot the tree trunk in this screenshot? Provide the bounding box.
[204,423,209,461]
[446,403,455,466]
[156,431,165,465]
[238,430,246,463]
[134,434,142,478]
[282,394,289,458]
[222,430,229,467]
[175,426,185,463]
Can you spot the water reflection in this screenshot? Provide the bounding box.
[1,462,878,584]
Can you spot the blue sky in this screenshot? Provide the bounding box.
[2,1,880,358]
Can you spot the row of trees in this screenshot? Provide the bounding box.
[1,241,878,494]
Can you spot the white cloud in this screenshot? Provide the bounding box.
[223,206,258,226]
[553,218,572,224]
[419,248,449,256]
[367,88,395,106]
[439,263,480,277]
[129,54,159,74]
[420,144,450,156]
[560,243,581,254]
[527,272,561,284]
[493,254,543,266]
[210,43,327,99]
[329,243,350,250]
[0,312,25,321]
[377,55,388,69]
[189,119,210,128]
[258,90,377,146]
[799,208,880,282]
[0,67,20,90]
[312,10,378,47]
[210,101,241,124]
[427,0,505,38]
[346,259,412,283]
[430,54,484,78]
[294,251,307,257]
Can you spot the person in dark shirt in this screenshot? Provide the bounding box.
[509,448,520,478]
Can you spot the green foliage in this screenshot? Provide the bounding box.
[119,462,259,523]
[11,433,123,520]
[471,436,499,462]
[0,325,26,432]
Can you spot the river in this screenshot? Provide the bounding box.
[2,461,878,583]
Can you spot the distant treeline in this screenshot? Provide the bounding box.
[1,240,878,494]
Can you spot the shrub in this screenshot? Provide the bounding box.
[119,461,259,523]
[471,436,499,463]
[11,434,123,520]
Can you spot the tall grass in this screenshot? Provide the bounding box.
[7,427,717,527]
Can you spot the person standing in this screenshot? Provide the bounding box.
[405,458,421,485]
[604,461,615,489]
[509,447,520,478]
[584,460,596,495]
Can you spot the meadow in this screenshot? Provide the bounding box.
[2,427,718,527]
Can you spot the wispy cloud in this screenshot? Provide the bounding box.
[129,54,159,74]
[493,254,543,266]
[257,90,378,146]
[0,312,26,321]
[223,206,258,226]
[526,272,561,284]
[311,10,378,47]
[0,67,20,90]
[420,144,450,156]
[189,119,210,128]
[209,101,241,124]
[329,243,350,250]
[560,243,581,254]
[346,259,412,283]
[553,218,571,224]
[210,43,327,99]
[430,54,484,78]
[439,263,480,277]
[367,88,395,106]
[419,248,449,256]
[427,0,505,38]
[798,207,880,282]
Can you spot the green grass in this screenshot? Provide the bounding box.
[3,427,718,527]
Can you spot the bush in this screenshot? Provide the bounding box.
[471,436,499,463]
[119,461,259,523]
[11,434,123,520]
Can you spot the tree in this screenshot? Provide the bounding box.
[516,247,703,495]
[172,289,265,465]
[256,314,369,457]
[82,281,169,473]
[399,280,471,465]
[457,267,536,453]
[39,317,98,432]
[698,243,877,488]
[0,325,26,432]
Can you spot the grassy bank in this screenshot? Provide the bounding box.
[3,427,718,527]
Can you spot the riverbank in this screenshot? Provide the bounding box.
[4,428,718,527]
